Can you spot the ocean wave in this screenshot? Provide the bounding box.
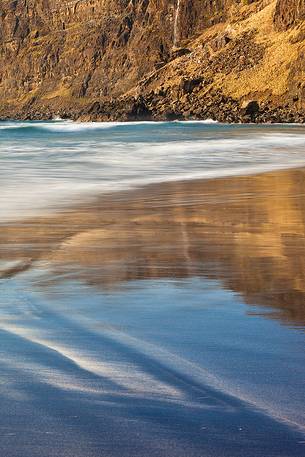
[0,119,221,134]
[0,121,305,221]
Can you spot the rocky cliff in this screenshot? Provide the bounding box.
[0,0,304,122]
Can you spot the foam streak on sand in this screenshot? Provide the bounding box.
[1,271,305,437]
[1,296,304,434]
[1,324,184,399]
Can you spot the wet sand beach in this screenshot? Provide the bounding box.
[1,167,305,326]
[0,167,305,456]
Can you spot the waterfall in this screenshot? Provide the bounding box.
[173,0,181,47]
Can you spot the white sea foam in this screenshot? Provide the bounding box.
[0,121,304,221]
[0,120,170,132]
[7,119,219,133]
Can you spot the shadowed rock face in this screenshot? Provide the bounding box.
[0,0,176,99]
[274,0,305,30]
[0,0,234,99]
[1,168,305,328]
[172,0,233,42]
[0,0,304,121]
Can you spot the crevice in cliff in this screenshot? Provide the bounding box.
[173,0,181,47]
[0,0,304,122]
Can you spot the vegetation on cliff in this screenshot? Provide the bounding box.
[0,0,304,122]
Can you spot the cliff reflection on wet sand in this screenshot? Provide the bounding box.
[1,167,305,328]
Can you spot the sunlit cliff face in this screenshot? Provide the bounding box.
[0,0,176,100]
[1,168,305,328]
[0,0,304,116]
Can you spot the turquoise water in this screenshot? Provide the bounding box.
[0,121,305,456]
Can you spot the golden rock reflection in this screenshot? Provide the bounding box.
[1,168,305,327]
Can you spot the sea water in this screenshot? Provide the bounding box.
[0,120,305,457]
[1,120,305,220]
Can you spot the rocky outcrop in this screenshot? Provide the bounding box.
[274,0,305,30]
[0,0,304,122]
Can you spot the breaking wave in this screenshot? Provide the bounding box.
[0,120,305,220]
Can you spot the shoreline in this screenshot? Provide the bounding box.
[2,156,305,225]
[1,119,305,225]
[1,117,305,125]
[1,94,305,125]
[0,107,304,124]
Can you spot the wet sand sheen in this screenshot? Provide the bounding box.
[1,168,305,457]
[1,166,305,327]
